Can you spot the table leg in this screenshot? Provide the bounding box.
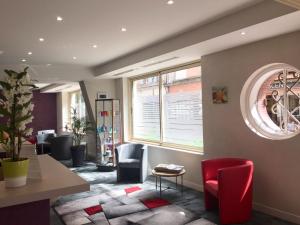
[41,144,44,154]
[181,175,183,195]
[159,176,162,197]
[155,176,157,190]
[176,176,178,190]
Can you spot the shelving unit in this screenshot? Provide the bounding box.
[95,99,121,171]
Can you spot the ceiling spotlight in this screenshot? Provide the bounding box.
[56,16,63,22]
[39,38,45,42]
[46,64,52,66]
[0,50,3,55]
[92,44,98,48]
[21,59,27,62]
[167,0,174,5]
[241,31,246,35]
[121,27,127,32]
[73,56,77,60]
[28,52,32,55]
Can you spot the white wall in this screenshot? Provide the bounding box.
[119,31,300,224]
[84,79,116,119]
[115,78,130,142]
[201,31,300,223]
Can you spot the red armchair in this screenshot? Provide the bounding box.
[201,158,254,224]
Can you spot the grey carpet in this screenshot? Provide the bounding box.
[51,161,297,225]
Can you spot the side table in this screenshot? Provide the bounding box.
[152,169,186,197]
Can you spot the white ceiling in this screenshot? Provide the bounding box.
[0,0,262,67]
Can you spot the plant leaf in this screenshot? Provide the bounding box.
[22,99,32,108]
[0,81,12,90]
[17,72,27,80]
[4,69,16,77]
[0,93,7,102]
[15,114,32,125]
[21,83,38,89]
[0,108,10,116]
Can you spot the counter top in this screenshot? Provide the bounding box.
[0,155,90,208]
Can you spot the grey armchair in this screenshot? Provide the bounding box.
[115,143,148,183]
[49,135,73,160]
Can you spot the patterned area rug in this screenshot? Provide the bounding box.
[54,185,216,225]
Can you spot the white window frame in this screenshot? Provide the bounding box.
[129,62,203,152]
[240,63,300,140]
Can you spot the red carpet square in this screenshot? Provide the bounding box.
[84,205,102,215]
[124,186,142,194]
[141,198,170,209]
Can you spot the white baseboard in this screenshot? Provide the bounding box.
[253,202,300,224]
[182,179,203,192]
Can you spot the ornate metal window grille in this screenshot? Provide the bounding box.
[270,69,300,133]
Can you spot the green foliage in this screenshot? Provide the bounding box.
[69,108,93,146]
[0,67,36,161]
[0,81,12,90]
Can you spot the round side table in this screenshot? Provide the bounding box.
[152,169,186,197]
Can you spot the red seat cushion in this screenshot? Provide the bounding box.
[205,180,218,197]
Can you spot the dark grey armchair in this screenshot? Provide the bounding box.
[49,135,73,160]
[115,143,148,183]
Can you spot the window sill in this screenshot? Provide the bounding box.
[127,139,204,156]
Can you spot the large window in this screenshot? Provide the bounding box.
[70,91,86,119]
[131,64,203,151]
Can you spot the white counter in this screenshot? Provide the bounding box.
[0,155,89,208]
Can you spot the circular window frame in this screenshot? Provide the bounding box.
[240,63,300,140]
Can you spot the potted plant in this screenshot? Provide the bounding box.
[69,108,93,167]
[0,67,36,187]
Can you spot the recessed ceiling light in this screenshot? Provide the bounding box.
[167,0,174,5]
[39,38,45,42]
[121,27,127,32]
[56,16,63,22]
[0,50,3,55]
[28,52,32,55]
[21,59,27,62]
[46,64,52,66]
[73,56,77,60]
[92,44,98,48]
[241,31,246,35]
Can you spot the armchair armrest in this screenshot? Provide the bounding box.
[202,158,241,182]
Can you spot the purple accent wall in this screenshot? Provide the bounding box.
[0,90,57,135]
[29,90,57,135]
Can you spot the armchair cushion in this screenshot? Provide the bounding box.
[118,159,140,168]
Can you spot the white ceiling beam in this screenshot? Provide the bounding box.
[275,0,300,9]
[93,0,296,77]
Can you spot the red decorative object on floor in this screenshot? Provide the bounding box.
[124,186,142,194]
[201,158,254,224]
[141,198,170,209]
[84,205,103,215]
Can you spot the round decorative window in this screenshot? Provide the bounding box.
[241,63,300,140]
